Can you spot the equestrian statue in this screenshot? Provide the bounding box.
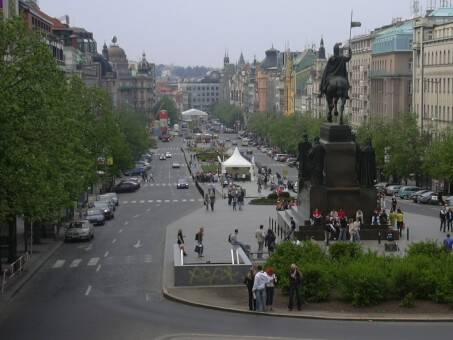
[319,43,351,125]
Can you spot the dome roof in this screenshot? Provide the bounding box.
[107,36,127,62]
[137,53,150,74]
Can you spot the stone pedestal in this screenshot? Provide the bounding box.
[297,123,377,224]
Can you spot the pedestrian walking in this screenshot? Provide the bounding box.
[238,189,244,210]
[148,172,155,182]
[396,208,404,237]
[447,208,453,232]
[288,263,302,311]
[255,225,265,259]
[440,206,448,232]
[265,268,277,311]
[265,228,276,256]
[244,266,256,311]
[252,265,269,312]
[209,189,216,212]
[177,229,187,256]
[195,227,204,257]
[204,192,210,211]
[232,192,238,211]
[391,196,397,211]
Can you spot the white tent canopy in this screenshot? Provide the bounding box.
[222,147,252,168]
[181,108,208,120]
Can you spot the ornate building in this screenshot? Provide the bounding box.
[256,46,282,113]
[220,52,235,104]
[413,7,453,135]
[282,50,296,116]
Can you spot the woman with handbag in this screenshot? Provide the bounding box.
[177,229,187,256]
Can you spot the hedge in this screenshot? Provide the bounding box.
[264,240,453,307]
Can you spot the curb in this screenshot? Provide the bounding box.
[3,240,63,300]
[162,287,453,322]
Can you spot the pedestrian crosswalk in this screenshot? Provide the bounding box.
[122,198,203,205]
[140,181,193,188]
[50,255,153,270]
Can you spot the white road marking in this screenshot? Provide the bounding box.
[182,199,187,202]
[52,260,65,269]
[150,184,154,187]
[131,200,137,204]
[123,201,129,204]
[197,198,204,202]
[140,200,145,204]
[104,251,109,258]
[124,221,129,225]
[148,200,153,203]
[133,214,140,218]
[118,229,123,233]
[85,244,93,251]
[162,183,167,186]
[189,199,195,202]
[70,259,82,268]
[85,285,92,296]
[87,257,100,266]
[173,199,178,202]
[112,238,117,244]
[156,184,160,186]
[133,240,142,248]
[96,264,102,272]
[144,254,153,263]
[156,200,162,203]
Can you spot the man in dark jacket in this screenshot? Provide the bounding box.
[288,263,303,311]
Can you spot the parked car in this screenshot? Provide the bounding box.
[172,162,181,168]
[398,186,421,199]
[159,154,166,160]
[177,178,189,189]
[135,160,151,170]
[374,182,388,192]
[64,220,94,242]
[93,201,114,219]
[385,185,402,196]
[100,193,119,206]
[97,196,116,211]
[165,152,172,158]
[86,209,105,226]
[114,181,139,193]
[124,167,145,176]
[411,189,430,202]
[446,196,453,209]
[418,191,440,205]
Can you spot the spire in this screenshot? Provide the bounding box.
[102,42,109,60]
[318,36,326,59]
[224,49,230,66]
[238,52,245,69]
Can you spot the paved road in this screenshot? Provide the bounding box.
[0,137,452,340]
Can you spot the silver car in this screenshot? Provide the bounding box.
[100,193,119,206]
[64,221,94,242]
[86,209,105,226]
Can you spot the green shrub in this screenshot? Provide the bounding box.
[337,254,390,307]
[265,241,327,291]
[301,263,333,302]
[407,241,446,257]
[267,192,278,199]
[329,242,363,261]
[400,292,416,308]
[279,192,290,198]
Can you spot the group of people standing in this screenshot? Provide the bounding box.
[244,263,303,312]
[440,205,453,233]
[227,186,245,211]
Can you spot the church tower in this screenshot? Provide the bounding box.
[318,37,326,60]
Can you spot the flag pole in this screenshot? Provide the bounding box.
[349,10,353,44]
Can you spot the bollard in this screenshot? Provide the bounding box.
[377,231,381,245]
[406,227,409,241]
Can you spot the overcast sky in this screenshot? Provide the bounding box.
[40,0,411,67]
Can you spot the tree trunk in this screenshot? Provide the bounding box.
[8,217,17,263]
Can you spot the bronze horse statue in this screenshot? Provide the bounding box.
[319,43,351,125]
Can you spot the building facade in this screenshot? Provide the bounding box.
[349,34,373,126]
[369,19,413,123]
[413,7,453,135]
[178,71,221,112]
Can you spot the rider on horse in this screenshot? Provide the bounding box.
[319,43,351,99]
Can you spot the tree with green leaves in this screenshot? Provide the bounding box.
[152,95,179,125]
[211,103,243,128]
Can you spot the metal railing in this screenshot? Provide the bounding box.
[1,252,30,294]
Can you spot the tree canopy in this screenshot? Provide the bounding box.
[211,103,243,128]
[0,18,150,223]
